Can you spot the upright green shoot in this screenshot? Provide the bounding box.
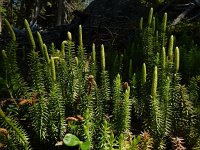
[24,19,36,52]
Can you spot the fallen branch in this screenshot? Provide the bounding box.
[171,3,196,27]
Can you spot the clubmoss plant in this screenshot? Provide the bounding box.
[150,66,164,141]
[164,77,172,130]
[0,107,31,150]
[99,119,116,149]
[112,74,131,136]
[112,74,122,134]
[99,44,110,114]
[1,13,200,149]
[43,44,50,64]
[122,86,131,134]
[28,47,48,143]
[47,57,65,141]
[1,42,29,99]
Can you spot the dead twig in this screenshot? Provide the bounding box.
[171,3,196,27]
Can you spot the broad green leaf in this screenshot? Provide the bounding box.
[63,133,80,147]
[80,140,91,150]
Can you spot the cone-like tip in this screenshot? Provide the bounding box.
[142,63,146,85]
[168,35,174,62]
[75,57,79,67]
[79,25,83,46]
[92,43,96,62]
[163,13,167,33]
[67,32,72,41]
[175,47,180,73]
[51,57,56,81]
[151,66,158,97]
[101,44,105,71]
[148,8,154,27]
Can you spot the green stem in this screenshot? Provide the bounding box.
[43,44,50,64]
[61,41,67,58]
[37,31,44,54]
[51,58,56,82]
